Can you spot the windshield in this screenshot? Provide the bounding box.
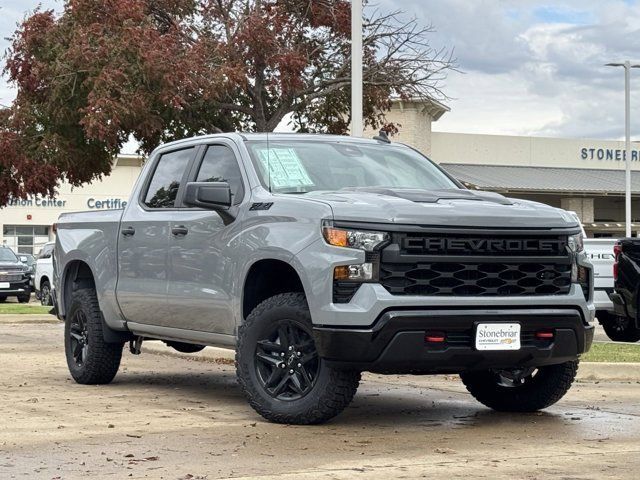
[0,248,18,262]
[245,140,458,193]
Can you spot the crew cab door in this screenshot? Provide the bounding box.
[164,141,247,334]
[116,147,196,325]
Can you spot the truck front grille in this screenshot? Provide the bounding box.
[0,271,23,282]
[380,231,573,297]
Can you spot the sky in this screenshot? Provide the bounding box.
[1,0,640,141]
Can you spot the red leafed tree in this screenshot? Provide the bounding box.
[0,0,454,205]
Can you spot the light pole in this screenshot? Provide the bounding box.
[351,0,363,137]
[606,61,640,237]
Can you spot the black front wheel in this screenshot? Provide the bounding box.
[236,293,360,424]
[0,295,7,303]
[460,360,579,412]
[65,288,123,384]
[17,293,30,303]
[599,311,640,343]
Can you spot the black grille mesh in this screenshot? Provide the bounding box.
[380,232,572,297]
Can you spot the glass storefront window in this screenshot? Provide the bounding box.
[2,225,52,255]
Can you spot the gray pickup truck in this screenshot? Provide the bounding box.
[53,133,595,424]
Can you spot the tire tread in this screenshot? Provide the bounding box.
[236,293,360,424]
[460,360,579,412]
[65,288,122,385]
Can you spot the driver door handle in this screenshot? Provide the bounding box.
[121,226,135,237]
[171,225,189,236]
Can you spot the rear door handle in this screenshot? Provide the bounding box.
[171,226,189,236]
[121,226,135,237]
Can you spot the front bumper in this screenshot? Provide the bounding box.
[0,278,31,297]
[314,307,594,374]
[593,288,614,312]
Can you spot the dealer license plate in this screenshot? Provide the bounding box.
[0,282,9,289]
[475,323,521,351]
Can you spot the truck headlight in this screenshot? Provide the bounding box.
[322,224,389,251]
[567,233,584,253]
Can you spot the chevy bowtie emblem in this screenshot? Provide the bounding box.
[537,270,557,280]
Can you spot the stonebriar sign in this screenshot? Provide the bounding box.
[581,147,640,162]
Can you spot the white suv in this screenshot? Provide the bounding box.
[35,242,55,306]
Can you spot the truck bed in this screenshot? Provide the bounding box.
[54,209,125,329]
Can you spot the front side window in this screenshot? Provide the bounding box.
[144,148,194,208]
[196,145,244,203]
[245,140,458,193]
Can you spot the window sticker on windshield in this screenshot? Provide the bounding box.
[256,148,314,189]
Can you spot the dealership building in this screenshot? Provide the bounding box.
[2,98,640,254]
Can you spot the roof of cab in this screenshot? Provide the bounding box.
[156,132,398,149]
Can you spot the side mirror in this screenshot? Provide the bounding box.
[184,182,232,209]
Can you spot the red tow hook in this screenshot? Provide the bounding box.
[425,332,446,343]
[535,330,555,340]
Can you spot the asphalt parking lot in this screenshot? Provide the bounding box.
[2,321,640,480]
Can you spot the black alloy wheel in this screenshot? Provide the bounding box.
[600,311,640,342]
[69,309,89,367]
[494,367,538,387]
[237,293,360,424]
[254,319,320,401]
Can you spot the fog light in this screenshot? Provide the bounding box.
[334,263,374,281]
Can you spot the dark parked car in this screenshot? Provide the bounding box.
[610,240,640,342]
[0,246,32,303]
[19,254,37,292]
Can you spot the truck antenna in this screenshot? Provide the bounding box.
[373,129,391,144]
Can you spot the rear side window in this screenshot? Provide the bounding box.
[144,148,194,208]
[196,145,244,203]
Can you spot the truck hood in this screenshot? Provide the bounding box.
[0,261,27,270]
[305,188,578,229]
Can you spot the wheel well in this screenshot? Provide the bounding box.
[40,276,50,288]
[62,261,95,315]
[243,259,305,319]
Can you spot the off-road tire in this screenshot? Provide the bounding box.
[599,311,640,343]
[17,293,31,303]
[236,293,360,424]
[40,280,53,306]
[460,360,579,412]
[165,341,206,353]
[65,288,123,384]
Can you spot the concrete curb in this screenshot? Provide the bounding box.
[0,314,59,324]
[141,342,640,382]
[577,362,640,382]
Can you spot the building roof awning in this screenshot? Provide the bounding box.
[440,163,640,194]
[390,97,450,121]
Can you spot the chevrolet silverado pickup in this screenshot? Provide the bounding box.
[53,133,595,424]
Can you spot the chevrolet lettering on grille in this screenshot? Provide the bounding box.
[403,237,567,255]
